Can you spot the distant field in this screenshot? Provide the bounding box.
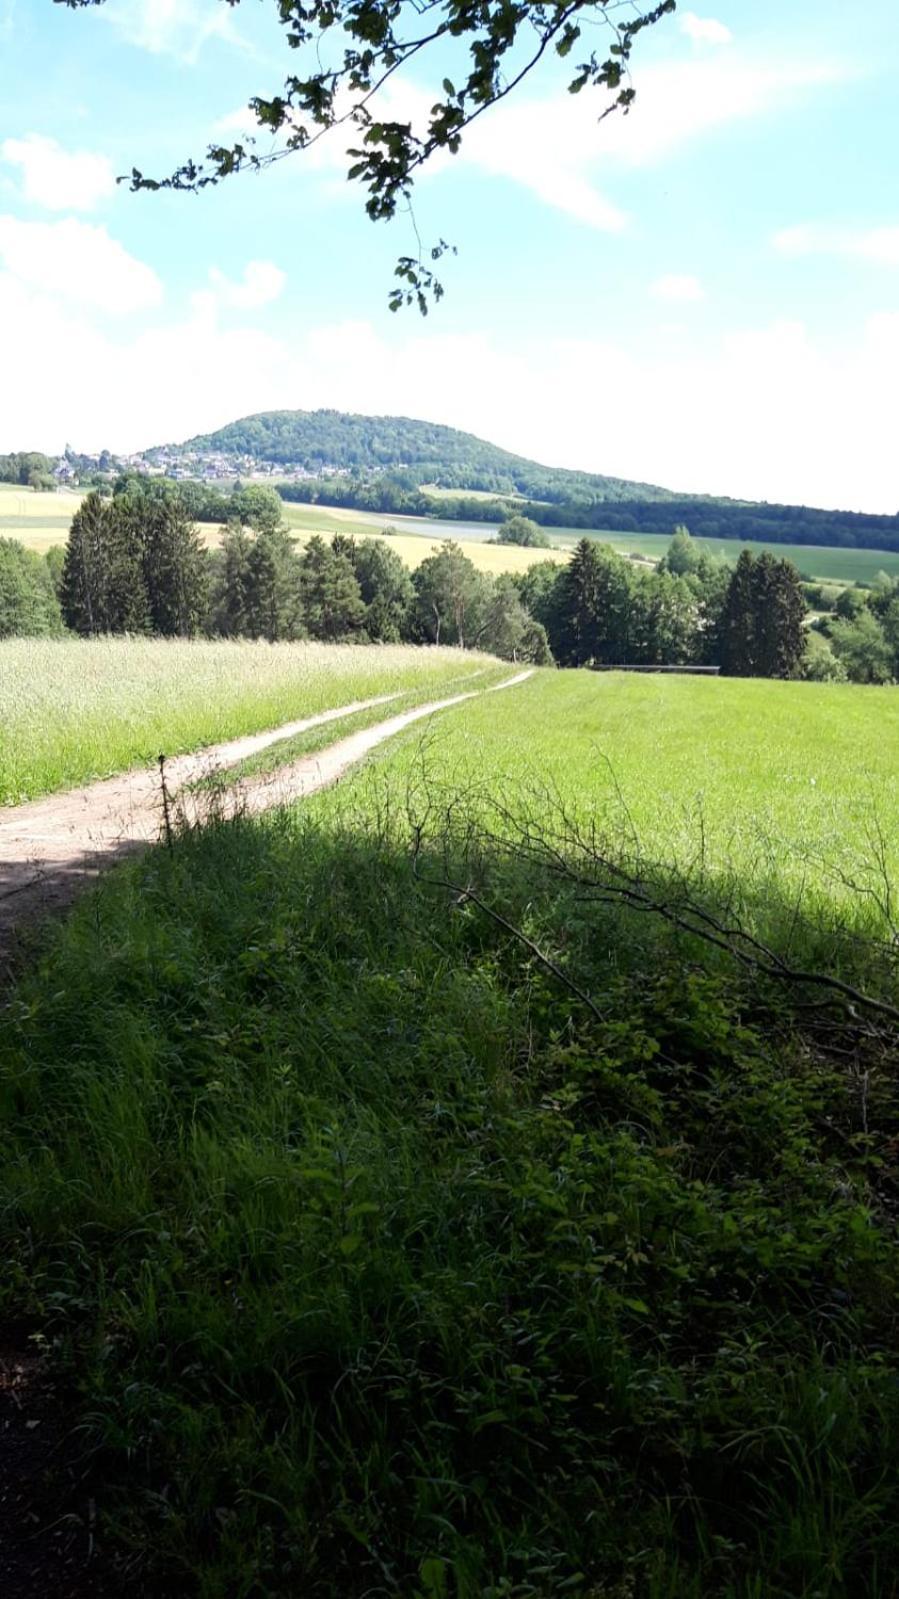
[5,482,899,585]
[590,530,899,585]
[0,638,500,803]
[282,503,899,584]
[0,482,83,552]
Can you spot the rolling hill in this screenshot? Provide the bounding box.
[158,409,678,505]
[149,408,899,555]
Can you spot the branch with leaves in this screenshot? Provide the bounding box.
[56,0,676,308]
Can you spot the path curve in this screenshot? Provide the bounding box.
[0,671,533,961]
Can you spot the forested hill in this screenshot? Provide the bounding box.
[166,409,676,505]
[154,408,899,553]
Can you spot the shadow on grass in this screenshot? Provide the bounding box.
[0,802,897,1598]
[0,841,149,977]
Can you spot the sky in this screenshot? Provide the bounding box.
[0,0,898,511]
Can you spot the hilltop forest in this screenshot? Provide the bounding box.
[159,410,899,554]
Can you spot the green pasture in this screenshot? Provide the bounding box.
[319,669,899,936]
[588,529,899,585]
[1,664,896,1596]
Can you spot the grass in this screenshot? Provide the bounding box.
[352,671,899,927]
[0,637,500,804]
[5,483,897,585]
[585,531,899,586]
[0,665,896,1594]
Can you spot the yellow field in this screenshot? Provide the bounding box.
[1,486,567,576]
[0,482,83,552]
[374,533,567,574]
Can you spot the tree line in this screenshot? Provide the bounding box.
[0,451,56,491]
[276,474,899,555]
[5,491,899,684]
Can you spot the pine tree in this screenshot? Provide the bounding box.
[245,526,303,641]
[60,492,147,635]
[754,554,806,677]
[350,538,414,641]
[299,536,366,641]
[718,550,758,675]
[549,539,631,666]
[212,520,254,636]
[137,495,208,636]
[101,498,149,634]
[719,550,806,677]
[60,491,106,635]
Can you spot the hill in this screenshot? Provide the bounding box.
[160,408,677,504]
[156,408,899,555]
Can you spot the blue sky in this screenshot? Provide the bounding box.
[1,0,897,510]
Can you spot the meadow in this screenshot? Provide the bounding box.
[0,636,502,803]
[595,530,899,585]
[0,667,896,1596]
[6,480,899,584]
[352,670,899,928]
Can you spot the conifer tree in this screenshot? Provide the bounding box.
[245,526,303,641]
[60,491,106,635]
[212,520,254,636]
[719,550,806,677]
[549,539,631,666]
[60,491,148,635]
[350,538,414,642]
[299,535,366,641]
[137,495,208,636]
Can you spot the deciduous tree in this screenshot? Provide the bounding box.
[60,0,676,308]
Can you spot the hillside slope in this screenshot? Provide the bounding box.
[164,408,677,503]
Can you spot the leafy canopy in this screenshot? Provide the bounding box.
[58,0,676,309]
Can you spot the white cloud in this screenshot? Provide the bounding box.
[0,216,162,314]
[774,223,899,266]
[679,13,733,46]
[649,273,705,303]
[1,134,116,212]
[2,265,898,514]
[213,49,842,233]
[360,53,844,232]
[102,0,243,62]
[193,261,287,316]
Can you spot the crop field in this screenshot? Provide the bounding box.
[5,482,897,585]
[0,636,502,803]
[1,665,896,1597]
[0,481,83,552]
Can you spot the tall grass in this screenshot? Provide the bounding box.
[0,637,501,802]
[0,794,896,1594]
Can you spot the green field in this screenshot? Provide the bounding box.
[588,529,899,585]
[5,480,899,585]
[349,670,899,925]
[1,667,897,1596]
[0,637,499,804]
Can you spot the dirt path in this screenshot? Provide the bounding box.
[0,671,533,963]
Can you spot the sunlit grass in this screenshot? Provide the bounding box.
[313,669,899,933]
[0,636,500,803]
